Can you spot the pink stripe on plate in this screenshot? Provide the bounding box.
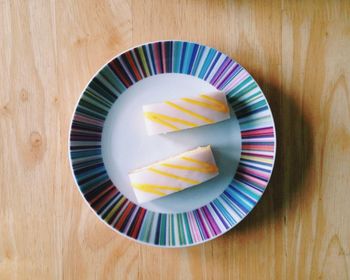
[74,114,104,126]
[188,211,201,242]
[237,172,267,187]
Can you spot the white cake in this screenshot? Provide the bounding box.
[143,92,230,135]
[129,146,219,204]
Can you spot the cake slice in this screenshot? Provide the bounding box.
[143,92,230,135]
[129,146,219,204]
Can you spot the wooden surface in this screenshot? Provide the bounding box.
[1,0,350,279]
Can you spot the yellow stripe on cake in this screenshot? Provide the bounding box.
[128,146,219,204]
[131,183,183,196]
[143,92,230,135]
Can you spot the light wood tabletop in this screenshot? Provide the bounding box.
[1,0,350,279]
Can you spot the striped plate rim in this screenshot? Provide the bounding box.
[68,40,276,247]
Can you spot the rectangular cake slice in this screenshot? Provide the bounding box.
[129,146,218,204]
[143,92,230,135]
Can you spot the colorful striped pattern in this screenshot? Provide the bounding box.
[69,41,276,247]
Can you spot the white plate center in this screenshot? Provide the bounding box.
[102,73,241,213]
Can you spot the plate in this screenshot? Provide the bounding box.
[69,41,276,247]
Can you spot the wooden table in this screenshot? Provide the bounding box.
[1,1,350,279]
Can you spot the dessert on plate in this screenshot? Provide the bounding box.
[143,92,230,135]
[128,146,218,204]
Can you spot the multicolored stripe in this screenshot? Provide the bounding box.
[69,41,276,247]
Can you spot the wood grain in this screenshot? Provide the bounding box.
[1,0,349,279]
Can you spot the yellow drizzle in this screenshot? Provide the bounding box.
[181,94,228,113]
[148,167,200,184]
[161,162,217,173]
[131,183,183,196]
[144,112,197,130]
[181,156,218,172]
[200,94,228,108]
[165,101,214,124]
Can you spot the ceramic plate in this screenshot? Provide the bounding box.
[69,41,276,247]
